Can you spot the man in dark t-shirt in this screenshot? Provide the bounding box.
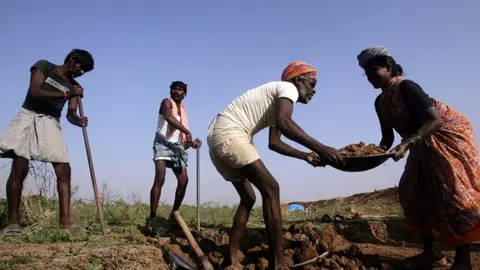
[0,49,95,236]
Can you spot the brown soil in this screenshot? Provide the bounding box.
[3,219,480,269]
[142,219,480,269]
[3,189,480,269]
[339,141,386,157]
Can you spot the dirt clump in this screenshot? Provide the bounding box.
[352,213,362,220]
[320,214,332,222]
[150,222,406,269]
[339,141,386,157]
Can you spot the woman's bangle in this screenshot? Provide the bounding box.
[408,135,421,147]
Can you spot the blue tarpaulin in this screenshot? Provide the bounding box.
[287,204,305,212]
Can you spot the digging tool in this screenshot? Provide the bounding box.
[292,251,329,268]
[77,97,106,236]
[173,211,213,270]
[167,250,196,270]
[151,241,196,270]
[196,147,200,231]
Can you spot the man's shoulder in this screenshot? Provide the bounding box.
[34,59,56,67]
[249,81,296,94]
[259,81,295,89]
[31,60,56,73]
[159,98,173,109]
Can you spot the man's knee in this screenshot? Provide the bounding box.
[242,194,256,209]
[53,163,71,182]
[178,177,188,188]
[262,180,280,199]
[175,169,189,187]
[233,182,257,208]
[239,159,279,198]
[10,157,29,180]
[153,174,166,187]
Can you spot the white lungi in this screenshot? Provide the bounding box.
[0,108,69,163]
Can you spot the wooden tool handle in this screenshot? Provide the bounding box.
[174,211,204,256]
[173,211,214,270]
[76,97,106,236]
[292,251,329,268]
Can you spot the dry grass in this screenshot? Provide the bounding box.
[0,161,404,269]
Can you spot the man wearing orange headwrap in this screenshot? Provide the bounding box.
[207,61,343,269]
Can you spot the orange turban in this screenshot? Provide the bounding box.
[281,61,316,81]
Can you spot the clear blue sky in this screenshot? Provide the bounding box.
[0,1,479,206]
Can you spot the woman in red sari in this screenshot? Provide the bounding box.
[357,46,480,270]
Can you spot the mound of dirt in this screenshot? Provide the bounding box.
[292,187,400,214]
[147,221,402,269]
[339,141,386,157]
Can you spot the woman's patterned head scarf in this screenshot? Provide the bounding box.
[357,46,392,68]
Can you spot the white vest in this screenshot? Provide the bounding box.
[157,113,181,143]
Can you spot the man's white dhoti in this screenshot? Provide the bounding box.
[0,108,69,163]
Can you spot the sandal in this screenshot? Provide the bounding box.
[145,217,153,231]
[65,223,87,234]
[2,224,24,237]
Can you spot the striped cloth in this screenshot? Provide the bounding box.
[281,61,316,81]
[153,132,188,169]
[167,99,189,144]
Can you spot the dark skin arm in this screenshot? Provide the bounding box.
[66,97,87,127]
[379,126,394,151]
[389,80,444,160]
[377,117,395,151]
[160,99,194,148]
[28,69,66,100]
[268,126,309,160]
[274,98,341,164]
[160,99,191,135]
[269,126,322,166]
[66,80,87,127]
[375,97,394,150]
[390,107,444,160]
[413,107,444,139]
[28,69,80,100]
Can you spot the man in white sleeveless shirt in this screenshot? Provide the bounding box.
[147,81,201,232]
[207,62,343,269]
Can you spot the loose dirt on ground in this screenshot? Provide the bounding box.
[3,218,480,269]
[2,188,480,269]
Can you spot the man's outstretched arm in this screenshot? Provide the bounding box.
[268,126,309,160]
[275,98,341,164]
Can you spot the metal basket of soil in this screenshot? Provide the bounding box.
[330,142,394,172]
